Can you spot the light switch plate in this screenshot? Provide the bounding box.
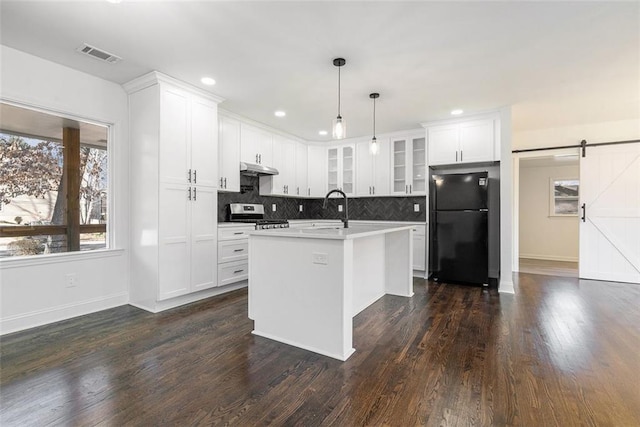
[312,252,328,265]
[272,204,277,212]
[414,204,420,212]
[338,205,343,212]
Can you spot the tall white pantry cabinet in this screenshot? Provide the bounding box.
[125,72,224,312]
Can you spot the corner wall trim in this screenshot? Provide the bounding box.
[499,280,515,294]
[0,292,128,336]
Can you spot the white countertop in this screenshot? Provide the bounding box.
[248,223,414,240]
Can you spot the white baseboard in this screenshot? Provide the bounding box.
[499,279,515,294]
[0,292,128,336]
[520,254,578,262]
[131,282,248,313]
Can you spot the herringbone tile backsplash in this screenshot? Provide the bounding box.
[217,176,426,222]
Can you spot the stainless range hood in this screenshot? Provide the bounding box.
[240,162,279,176]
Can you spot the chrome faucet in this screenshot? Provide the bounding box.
[323,189,349,228]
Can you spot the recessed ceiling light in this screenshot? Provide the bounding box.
[201,77,216,86]
[451,109,464,115]
[274,111,286,117]
[318,130,328,136]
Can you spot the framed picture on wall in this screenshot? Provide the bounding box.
[549,178,579,216]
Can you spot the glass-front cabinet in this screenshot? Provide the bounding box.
[391,134,426,195]
[327,145,355,195]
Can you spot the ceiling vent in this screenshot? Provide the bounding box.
[76,43,122,64]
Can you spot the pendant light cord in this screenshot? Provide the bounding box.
[337,65,341,117]
[373,96,376,138]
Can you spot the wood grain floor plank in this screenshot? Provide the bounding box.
[2,275,639,426]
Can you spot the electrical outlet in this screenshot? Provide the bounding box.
[272,204,277,212]
[338,204,343,212]
[299,204,303,212]
[414,204,420,212]
[312,252,328,265]
[65,273,77,288]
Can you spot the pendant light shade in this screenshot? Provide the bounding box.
[332,58,346,139]
[370,92,380,154]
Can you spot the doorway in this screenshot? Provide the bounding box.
[514,150,580,277]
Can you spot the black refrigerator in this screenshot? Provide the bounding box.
[431,171,489,285]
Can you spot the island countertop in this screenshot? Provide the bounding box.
[248,223,414,240]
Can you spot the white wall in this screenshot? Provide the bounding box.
[0,45,129,334]
[519,163,579,261]
[513,118,639,150]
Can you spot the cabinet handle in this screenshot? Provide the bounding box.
[233,269,244,274]
[456,151,458,162]
[581,203,586,222]
[409,184,412,194]
[188,187,191,200]
[233,248,244,252]
[193,170,197,184]
[188,169,192,183]
[259,154,262,164]
[373,186,375,195]
[255,153,259,163]
[461,151,463,162]
[297,187,299,195]
[308,188,310,196]
[233,232,244,235]
[405,185,408,194]
[220,177,223,187]
[193,187,197,201]
[224,178,227,189]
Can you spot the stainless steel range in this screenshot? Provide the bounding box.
[227,203,289,230]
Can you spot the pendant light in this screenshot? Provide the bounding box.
[370,93,380,155]
[332,58,346,139]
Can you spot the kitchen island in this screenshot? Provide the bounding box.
[248,224,414,361]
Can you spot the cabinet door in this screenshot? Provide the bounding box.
[427,125,458,166]
[411,137,427,194]
[355,141,373,196]
[158,183,191,300]
[160,87,189,184]
[372,138,390,196]
[190,185,217,292]
[240,124,259,164]
[256,128,273,166]
[218,116,240,191]
[413,234,426,270]
[269,136,286,195]
[308,145,326,197]
[341,145,355,195]
[391,138,408,194]
[296,143,308,196]
[190,97,218,187]
[459,119,494,163]
[327,147,339,192]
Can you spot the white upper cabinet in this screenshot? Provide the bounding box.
[327,144,355,196]
[240,124,273,166]
[355,139,390,196]
[296,143,308,197]
[218,115,240,192]
[190,97,219,187]
[307,145,327,197]
[426,117,497,166]
[262,135,297,196]
[390,134,426,195]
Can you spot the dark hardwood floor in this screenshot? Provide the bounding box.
[1,274,639,426]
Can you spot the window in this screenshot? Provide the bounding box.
[0,103,109,257]
[550,178,579,216]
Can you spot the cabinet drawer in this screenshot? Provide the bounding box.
[218,226,253,240]
[218,240,249,263]
[218,260,249,287]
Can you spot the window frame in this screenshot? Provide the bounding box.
[549,177,580,217]
[0,100,114,259]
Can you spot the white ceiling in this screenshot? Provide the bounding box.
[1,1,638,142]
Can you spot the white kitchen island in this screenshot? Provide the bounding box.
[248,224,414,361]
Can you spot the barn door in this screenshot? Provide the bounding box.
[579,143,640,283]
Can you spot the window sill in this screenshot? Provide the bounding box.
[0,248,124,269]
